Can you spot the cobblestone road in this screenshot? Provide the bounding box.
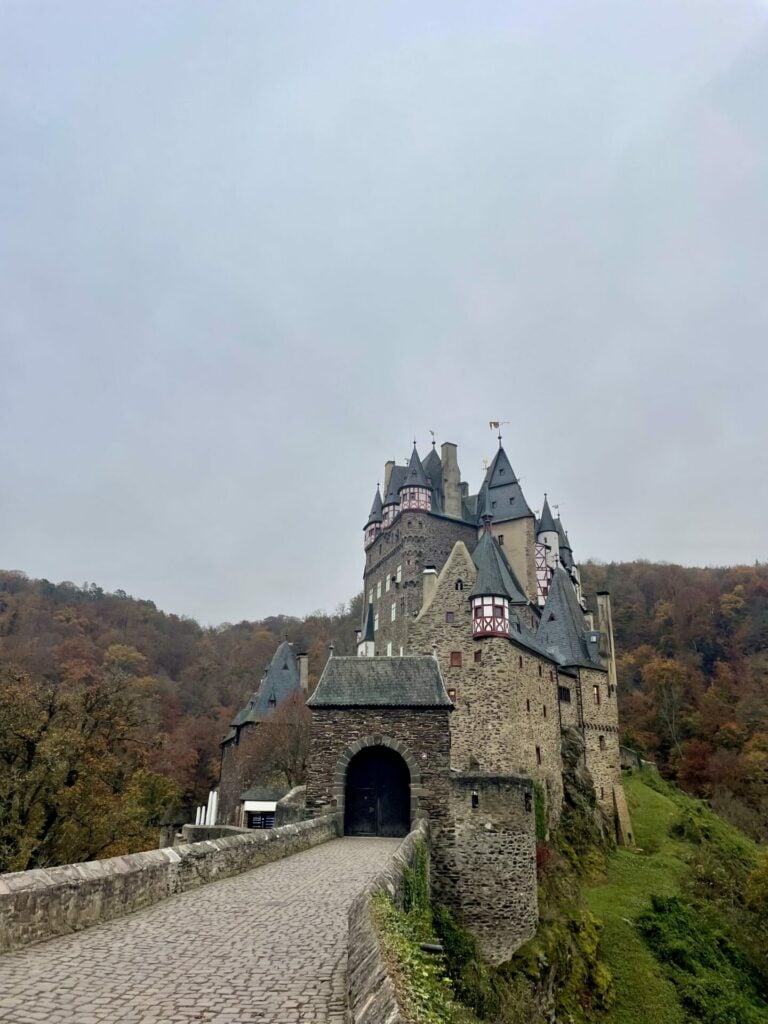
[0,837,400,1024]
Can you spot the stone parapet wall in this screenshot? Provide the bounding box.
[179,823,249,843]
[434,773,538,965]
[347,819,430,1024]
[0,814,341,953]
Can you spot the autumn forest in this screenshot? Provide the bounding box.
[1,560,766,873]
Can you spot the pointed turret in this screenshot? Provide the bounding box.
[537,495,557,536]
[478,444,533,525]
[381,464,404,527]
[364,486,383,548]
[555,516,573,570]
[537,494,560,573]
[357,603,376,657]
[399,443,432,512]
[469,528,528,638]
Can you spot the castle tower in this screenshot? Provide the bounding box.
[470,514,525,637]
[399,444,432,511]
[364,487,383,549]
[479,443,537,603]
[537,495,559,571]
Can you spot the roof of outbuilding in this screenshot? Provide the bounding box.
[537,567,605,670]
[228,640,303,727]
[469,529,528,603]
[307,656,453,708]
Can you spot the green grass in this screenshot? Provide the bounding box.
[584,771,766,1024]
[584,773,687,1024]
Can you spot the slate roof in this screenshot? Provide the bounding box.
[469,529,528,604]
[383,465,406,506]
[537,567,605,670]
[555,516,574,569]
[240,786,289,802]
[538,495,557,534]
[229,640,303,727]
[362,602,375,643]
[423,447,443,512]
[400,445,431,490]
[307,656,453,708]
[366,486,383,526]
[479,446,533,524]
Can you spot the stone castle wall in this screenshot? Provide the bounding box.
[489,517,536,603]
[364,512,477,655]
[410,545,564,828]
[433,774,538,964]
[577,666,631,839]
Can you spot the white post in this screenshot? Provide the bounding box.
[195,806,200,825]
[204,791,213,826]
[211,790,218,826]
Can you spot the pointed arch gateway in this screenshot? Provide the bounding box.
[334,736,421,837]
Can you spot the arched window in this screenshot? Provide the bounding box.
[455,579,464,591]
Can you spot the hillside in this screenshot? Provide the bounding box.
[1,559,767,870]
[581,560,768,839]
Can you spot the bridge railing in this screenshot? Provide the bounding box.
[346,818,430,1024]
[0,812,342,953]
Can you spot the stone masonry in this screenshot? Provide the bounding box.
[0,837,398,1024]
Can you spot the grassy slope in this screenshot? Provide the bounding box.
[584,772,763,1024]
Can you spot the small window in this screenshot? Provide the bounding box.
[396,565,402,583]
[448,687,457,701]
[399,646,404,656]
[558,685,571,703]
[376,581,382,599]
[368,589,373,605]
[526,699,531,713]
[491,500,497,509]
[386,641,392,656]
[509,497,514,504]
[493,604,504,618]
[549,669,554,681]
[536,746,542,766]
[538,664,543,677]
[455,580,464,591]
[599,735,606,750]
[446,611,455,623]
[268,694,276,708]
[450,651,462,668]
[543,705,547,719]
[385,576,390,592]
[518,655,523,669]
[593,684,601,705]
[391,602,397,622]
[474,649,482,663]
[499,467,505,475]
[474,606,483,620]
[498,535,504,546]
[374,612,379,631]
[600,787,605,800]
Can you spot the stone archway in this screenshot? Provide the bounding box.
[333,736,421,836]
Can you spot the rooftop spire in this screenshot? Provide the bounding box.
[399,444,430,491]
[538,494,557,534]
[366,485,383,526]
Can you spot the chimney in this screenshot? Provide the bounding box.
[441,442,461,519]
[297,652,309,693]
[421,567,438,611]
[595,592,617,688]
[383,460,395,496]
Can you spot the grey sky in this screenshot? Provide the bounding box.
[1,1,767,624]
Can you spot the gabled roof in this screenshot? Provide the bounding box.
[383,465,405,506]
[537,567,605,670]
[240,785,289,803]
[538,495,557,534]
[469,530,528,604]
[479,445,533,524]
[366,487,383,526]
[399,445,430,490]
[307,656,453,708]
[229,640,302,726]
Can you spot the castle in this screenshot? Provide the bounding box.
[222,435,632,963]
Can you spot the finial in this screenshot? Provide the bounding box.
[328,642,335,658]
[429,429,436,448]
[498,430,503,447]
[413,437,417,448]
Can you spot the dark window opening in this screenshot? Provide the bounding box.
[518,655,523,668]
[538,664,543,677]
[526,699,531,713]
[558,686,571,703]
[474,649,482,663]
[599,735,606,750]
[498,535,504,546]
[593,685,601,706]
[455,580,464,591]
[445,611,455,623]
[536,746,542,766]
[543,705,547,719]
[450,651,462,668]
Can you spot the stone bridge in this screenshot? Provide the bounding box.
[0,822,417,1024]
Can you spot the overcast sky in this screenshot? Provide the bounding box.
[1,1,767,625]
